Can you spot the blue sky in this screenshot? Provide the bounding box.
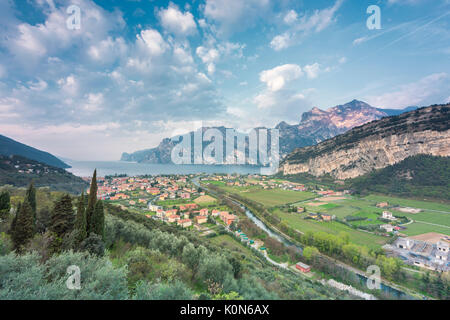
[0,0,449,160]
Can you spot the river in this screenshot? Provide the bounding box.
[195,177,412,300]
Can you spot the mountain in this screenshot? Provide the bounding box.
[377,106,418,117]
[121,100,394,163]
[0,155,88,194]
[348,154,450,200]
[0,134,70,169]
[277,100,388,156]
[281,104,450,179]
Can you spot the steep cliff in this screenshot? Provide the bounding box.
[281,104,450,179]
[121,100,402,163]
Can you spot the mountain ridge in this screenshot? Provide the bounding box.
[0,134,70,169]
[122,100,414,164]
[281,103,450,179]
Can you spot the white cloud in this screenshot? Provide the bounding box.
[304,63,321,79]
[173,44,194,65]
[88,37,127,64]
[270,33,291,51]
[5,0,125,70]
[339,57,347,64]
[196,46,220,74]
[259,64,303,92]
[284,10,298,25]
[83,93,104,112]
[270,0,343,51]
[366,73,449,109]
[196,47,219,64]
[353,36,368,46]
[137,29,168,56]
[203,0,271,35]
[28,79,48,91]
[158,3,197,36]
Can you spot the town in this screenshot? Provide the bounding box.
[84,173,449,275]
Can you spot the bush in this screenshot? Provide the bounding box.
[0,251,128,299]
[79,233,105,256]
[133,280,194,300]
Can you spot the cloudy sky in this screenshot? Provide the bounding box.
[0,0,449,160]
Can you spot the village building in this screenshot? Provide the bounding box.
[382,211,396,220]
[167,215,180,223]
[194,216,207,224]
[376,202,389,208]
[383,237,449,272]
[220,211,237,226]
[380,224,394,233]
[177,219,192,228]
[295,262,311,273]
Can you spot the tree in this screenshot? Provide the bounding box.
[85,170,97,233]
[25,182,37,225]
[11,201,34,252]
[50,194,74,238]
[74,193,87,244]
[182,243,206,280]
[36,206,51,234]
[79,233,105,256]
[90,200,104,239]
[0,191,11,219]
[303,246,319,263]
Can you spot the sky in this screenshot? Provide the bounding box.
[0,0,449,161]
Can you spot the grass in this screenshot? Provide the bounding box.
[218,184,316,207]
[155,199,190,206]
[209,234,255,257]
[401,222,450,236]
[363,195,450,212]
[272,208,388,249]
[193,195,217,205]
[319,203,339,209]
[243,189,316,207]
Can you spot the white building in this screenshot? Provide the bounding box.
[380,224,394,232]
[382,211,396,220]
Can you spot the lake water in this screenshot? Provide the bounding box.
[66,160,262,177]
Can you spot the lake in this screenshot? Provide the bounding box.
[66,160,262,177]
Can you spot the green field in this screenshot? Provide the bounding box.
[215,184,316,207]
[272,209,388,249]
[242,189,316,207]
[363,195,450,212]
[400,222,450,236]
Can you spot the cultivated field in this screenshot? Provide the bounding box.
[272,208,388,249]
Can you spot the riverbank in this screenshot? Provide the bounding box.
[197,179,419,300]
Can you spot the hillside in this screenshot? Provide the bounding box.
[349,155,450,200]
[122,100,414,163]
[0,155,87,194]
[0,134,69,169]
[281,104,450,179]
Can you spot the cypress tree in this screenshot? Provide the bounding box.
[75,192,87,244]
[11,201,34,253]
[85,169,97,233]
[50,194,75,238]
[0,191,11,219]
[90,200,105,239]
[25,182,37,225]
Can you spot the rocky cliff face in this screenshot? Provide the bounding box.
[122,100,396,163]
[281,104,450,179]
